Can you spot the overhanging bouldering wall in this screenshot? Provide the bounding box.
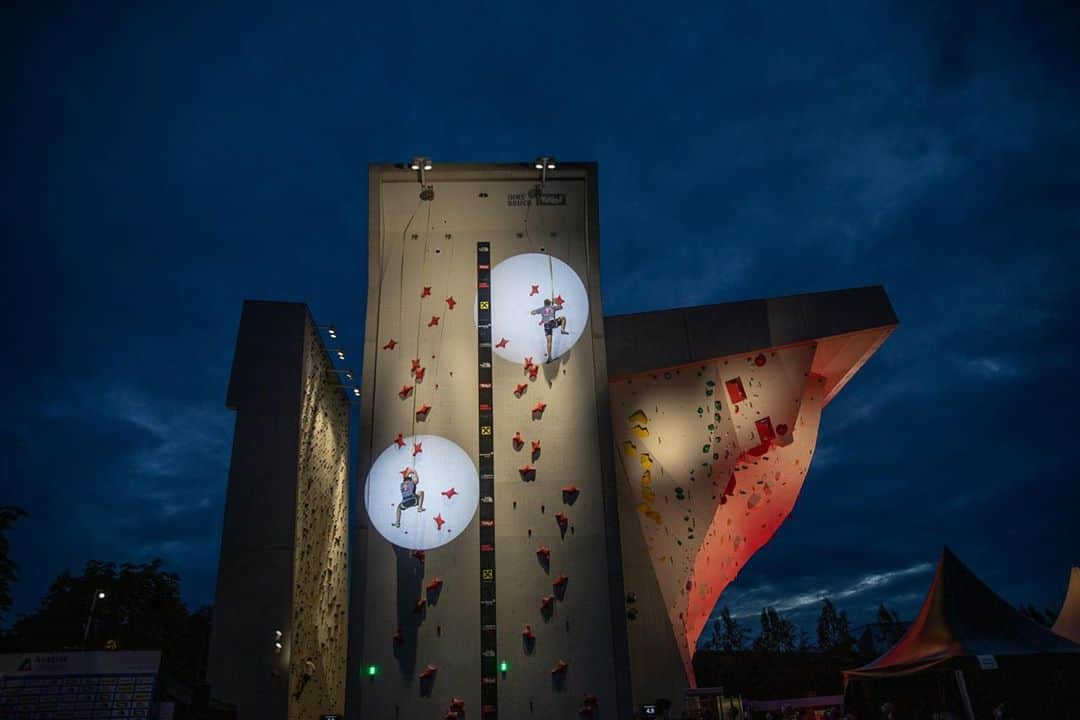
[350,164,628,720]
[611,345,823,684]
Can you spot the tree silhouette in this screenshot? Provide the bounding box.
[715,606,748,652]
[753,607,797,654]
[874,602,905,647]
[5,559,211,686]
[0,506,28,621]
[816,598,855,654]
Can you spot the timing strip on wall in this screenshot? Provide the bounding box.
[476,242,498,717]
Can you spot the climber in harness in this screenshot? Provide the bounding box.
[530,297,569,361]
[393,468,425,527]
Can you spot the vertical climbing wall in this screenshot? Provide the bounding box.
[288,319,351,720]
[610,345,825,684]
[354,169,622,719]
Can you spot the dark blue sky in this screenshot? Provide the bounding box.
[3,1,1077,635]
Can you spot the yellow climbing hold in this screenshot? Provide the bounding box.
[623,440,637,456]
[628,409,649,425]
[642,487,656,504]
[641,470,652,486]
[637,502,651,515]
[646,510,663,525]
[639,453,653,470]
[630,425,650,438]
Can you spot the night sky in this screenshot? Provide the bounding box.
[3,2,1078,636]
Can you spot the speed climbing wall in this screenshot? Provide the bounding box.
[350,164,629,719]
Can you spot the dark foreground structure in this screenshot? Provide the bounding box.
[844,548,1080,718]
[208,162,897,719]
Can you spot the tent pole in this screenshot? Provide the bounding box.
[954,669,975,720]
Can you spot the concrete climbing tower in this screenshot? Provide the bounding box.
[348,164,630,719]
[209,301,350,720]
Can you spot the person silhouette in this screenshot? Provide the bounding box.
[530,298,569,361]
[393,469,425,527]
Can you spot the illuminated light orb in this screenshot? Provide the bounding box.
[475,253,589,364]
[364,434,478,550]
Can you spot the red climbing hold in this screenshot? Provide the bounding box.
[399,385,414,399]
[414,598,427,613]
[724,473,737,496]
[451,698,465,711]
[536,545,551,560]
[421,286,432,298]
[530,284,540,296]
[495,337,509,348]
[411,357,421,373]
[442,487,458,499]
[512,431,524,448]
[393,627,403,644]
[413,441,423,456]
[400,467,414,478]
[394,433,406,448]
[532,401,547,416]
[445,296,456,310]
[383,339,397,350]
[514,383,528,396]
[434,513,446,530]
[776,423,789,435]
[419,664,437,679]
[523,357,534,370]
[528,365,539,381]
[415,367,426,382]
[541,595,555,611]
[561,484,579,496]
[555,511,568,527]
[519,464,536,478]
[428,316,440,327]
[553,574,569,589]
[551,659,568,674]
[522,623,535,639]
[410,549,426,564]
[426,577,444,592]
[531,439,542,453]
[754,353,767,367]
[416,403,431,418]
[554,294,565,306]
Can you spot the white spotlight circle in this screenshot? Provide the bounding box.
[364,434,478,550]
[475,253,589,364]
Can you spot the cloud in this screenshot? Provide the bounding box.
[724,562,934,621]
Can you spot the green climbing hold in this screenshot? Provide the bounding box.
[708,424,715,431]
[697,406,704,415]
[705,389,713,397]
[705,380,715,387]
[702,444,710,453]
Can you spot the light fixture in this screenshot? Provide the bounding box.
[352,388,360,397]
[534,156,556,185]
[274,630,282,640]
[326,348,346,361]
[316,324,338,339]
[329,368,355,382]
[366,664,379,677]
[97,591,106,600]
[499,660,509,673]
[274,642,283,651]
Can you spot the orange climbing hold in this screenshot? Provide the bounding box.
[519,464,536,479]
[416,403,432,418]
[514,383,528,396]
[532,401,547,415]
[399,385,414,399]
[426,577,444,592]
[553,574,569,589]
[551,659,568,674]
[540,595,555,610]
[536,545,551,561]
[419,664,437,679]
[561,485,579,496]
[512,431,524,448]
[531,439,542,453]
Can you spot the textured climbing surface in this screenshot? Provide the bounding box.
[610,343,824,684]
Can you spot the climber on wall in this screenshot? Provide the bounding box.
[393,468,425,527]
[530,297,569,361]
